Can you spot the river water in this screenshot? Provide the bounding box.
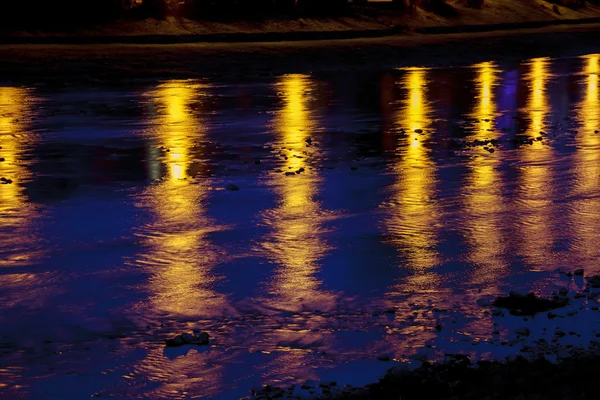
[1,54,600,399]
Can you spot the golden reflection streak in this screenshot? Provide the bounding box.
[0,88,27,211]
[138,81,225,316]
[381,69,440,358]
[0,88,40,269]
[570,55,600,259]
[265,74,333,306]
[258,75,334,382]
[464,62,507,282]
[517,58,555,268]
[133,81,225,397]
[386,68,439,286]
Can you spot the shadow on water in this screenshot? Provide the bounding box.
[2,54,600,398]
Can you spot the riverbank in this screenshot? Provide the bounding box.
[1,22,600,86]
[2,1,600,85]
[4,0,600,44]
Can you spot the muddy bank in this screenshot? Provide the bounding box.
[1,23,600,86]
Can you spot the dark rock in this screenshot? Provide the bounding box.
[165,331,209,347]
[492,309,504,317]
[548,311,562,319]
[587,275,600,288]
[515,327,530,337]
[225,184,240,191]
[165,335,184,347]
[377,355,391,362]
[574,269,584,276]
[0,158,4,162]
[414,129,423,134]
[493,292,568,316]
[553,4,561,14]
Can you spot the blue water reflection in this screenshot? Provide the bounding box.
[2,55,600,398]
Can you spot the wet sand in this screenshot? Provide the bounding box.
[1,23,600,86]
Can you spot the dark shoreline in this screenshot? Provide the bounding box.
[1,23,600,87]
[345,354,600,399]
[246,284,600,399]
[2,16,600,45]
[248,354,600,399]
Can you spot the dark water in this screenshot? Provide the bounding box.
[2,54,600,399]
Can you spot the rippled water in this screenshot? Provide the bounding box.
[2,54,600,398]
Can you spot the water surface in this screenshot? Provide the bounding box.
[1,54,600,399]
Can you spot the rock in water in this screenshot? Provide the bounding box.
[587,275,600,288]
[165,332,209,347]
[493,292,568,316]
[574,269,584,276]
[165,335,185,347]
[225,184,240,191]
[515,327,530,337]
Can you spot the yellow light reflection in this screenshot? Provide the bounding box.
[0,87,41,269]
[257,75,335,381]
[464,62,507,282]
[386,68,439,280]
[0,88,27,208]
[517,58,555,268]
[570,55,600,261]
[137,81,225,316]
[133,81,226,397]
[530,58,548,145]
[263,74,334,306]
